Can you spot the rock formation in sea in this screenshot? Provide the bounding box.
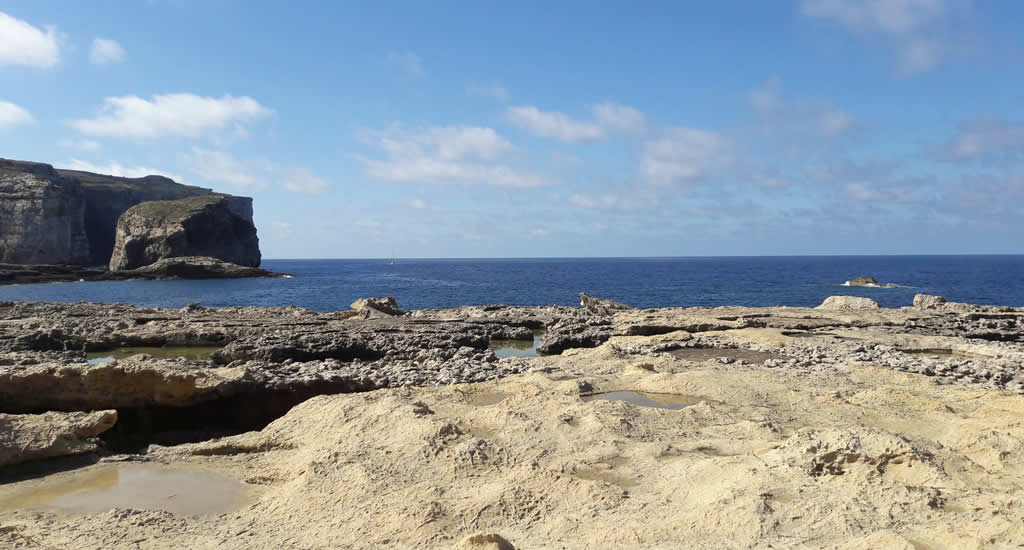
[0,159,91,265]
[109,195,261,271]
[0,157,258,270]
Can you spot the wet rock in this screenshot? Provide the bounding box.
[847,276,880,287]
[816,296,881,310]
[0,409,117,468]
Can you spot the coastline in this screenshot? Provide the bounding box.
[1,295,1022,548]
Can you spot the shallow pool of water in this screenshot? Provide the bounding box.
[900,348,987,359]
[668,347,793,364]
[86,345,223,364]
[0,464,255,517]
[582,391,704,410]
[489,334,543,358]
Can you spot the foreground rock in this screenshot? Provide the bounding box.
[816,295,881,310]
[109,195,261,271]
[0,159,90,265]
[0,296,1023,547]
[0,410,117,468]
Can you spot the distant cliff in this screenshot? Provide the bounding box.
[109,195,261,270]
[0,158,257,268]
[0,160,91,265]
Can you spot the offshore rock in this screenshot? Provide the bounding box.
[816,296,881,310]
[0,410,117,467]
[579,292,631,315]
[0,159,90,265]
[109,195,261,270]
[59,166,249,265]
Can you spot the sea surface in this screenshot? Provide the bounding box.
[0,256,1021,311]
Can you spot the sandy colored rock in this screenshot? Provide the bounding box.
[0,410,116,467]
[816,295,881,310]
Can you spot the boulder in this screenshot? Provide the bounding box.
[455,534,516,550]
[0,410,117,468]
[816,296,881,310]
[109,195,261,270]
[579,292,631,315]
[0,159,90,265]
[913,294,948,309]
[351,296,403,316]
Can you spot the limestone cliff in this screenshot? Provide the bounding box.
[109,195,261,270]
[0,160,90,265]
[57,168,249,265]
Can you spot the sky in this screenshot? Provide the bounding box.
[1,0,1022,258]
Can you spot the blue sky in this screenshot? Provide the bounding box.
[1,1,1022,258]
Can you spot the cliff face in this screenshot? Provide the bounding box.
[57,169,229,266]
[0,160,91,265]
[109,195,261,271]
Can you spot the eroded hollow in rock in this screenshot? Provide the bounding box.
[667,346,794,364]
[582,391,703,410]
[86,345,224,364]
[100,382,373,453]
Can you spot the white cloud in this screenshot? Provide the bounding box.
[0,101,33,129]
[0,12,59,68]
[73,93,273,139]
[800,0,944,34]
[89,38,124,64]
[468,82,509,101]
[800,0,951,73]
[747,80,856,137]
[941,119,1024,162]
[819,108,853,136]
[182,148,329,194]
[506,106,605,143]
[57,138,101,152]
[643,127,727,185]
[387,51,424,77]
[593,103,647,135]
[358,125,550,188]
[64,159,185,182]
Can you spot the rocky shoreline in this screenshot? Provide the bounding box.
[1,294,1023,548]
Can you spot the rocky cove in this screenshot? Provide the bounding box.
[0,293,1022,548]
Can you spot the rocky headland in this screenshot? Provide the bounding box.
[0,158,274,283]
[0,294,1022,548]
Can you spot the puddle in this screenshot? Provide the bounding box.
[86,345,223,364]
[582,391,703,410]
[489,334,543,358]
[0,464,257,517]
[667,347,793,364]
[900,348,987,359]
[782,331,835,338]
[468,392,509,406]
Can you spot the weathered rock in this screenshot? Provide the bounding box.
[456,534,516,550]
[914,294,948,309]
[60,167,248,265]
[0,410,117,468]
[579,292,631,315]
[110,195,261,270]
[847,276,879,287]
[351,296,403,316]
[816,296,881,310]
[102,256,282,281]
[0,159,90,265]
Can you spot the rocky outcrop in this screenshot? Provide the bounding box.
[0,410,117,467]
[0,160,90,265]
[58,168,238,265]
[845,276,900,288]
[579,293,631,315]
[102,256,281,281]
[109,196,260,270]
[350,296,403,318]
[816,296,881,310]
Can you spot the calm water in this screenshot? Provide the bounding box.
[0,256,1021,311]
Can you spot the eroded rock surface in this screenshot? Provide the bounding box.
[0,159,90,265]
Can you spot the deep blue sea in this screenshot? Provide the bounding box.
[0,256,1021,311]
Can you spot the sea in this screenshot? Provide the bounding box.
[0,256,1021,312]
